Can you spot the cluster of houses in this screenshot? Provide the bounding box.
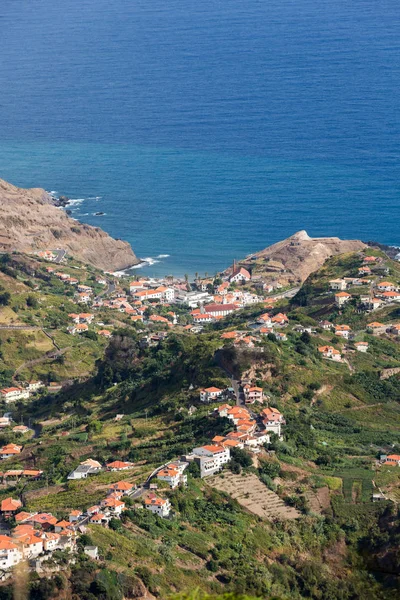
[0,505,77,570]
[329,255,400,311]
[0,381,44,403]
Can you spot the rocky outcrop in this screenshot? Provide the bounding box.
[0,178,139,271]
[233,230,366,284]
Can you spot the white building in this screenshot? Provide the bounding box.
[67,459,102,480]
[192,445,231,477]
[156,462,188,489]
[144,495,171,518]
[200,387,224,403]
[329,279,347,291]
[0,537,22,569]
[229,267,251,283]
[335,292,351,307]
[0,387,30,403]
[318,345,342,362]
[243,386,264,404]
[175,291,213,308]
[261,407,285,437]
[355,341,369,352]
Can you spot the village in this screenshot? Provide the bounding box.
[0,246,399,580]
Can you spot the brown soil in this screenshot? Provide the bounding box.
[209,472,300,520]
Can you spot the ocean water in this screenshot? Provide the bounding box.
[0,0,399,277]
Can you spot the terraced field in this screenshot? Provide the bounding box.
[209,472,300,520]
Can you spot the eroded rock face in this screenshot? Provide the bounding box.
[0,178,139,271]
[235,230,366,284]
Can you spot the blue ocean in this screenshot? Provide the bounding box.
[0,0,399,277]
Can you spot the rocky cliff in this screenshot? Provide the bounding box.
[0,178,139,271]
[235,230,366,284]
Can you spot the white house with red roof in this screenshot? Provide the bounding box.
[335,292,351,307]
[0,536,22,569]
[192,445,231,477]
[156,462,188,489]
[385,454,400,466]
[0,387,30,402]
[243,386,264,404]
[329,279,347,291]
[354,341,369,353]
[144,495,171,518]
[261,407,285,437]
[318,345,342,362]
[335,325,352,340]
[203,304,237,318]
[106,460,135,471]
[200,386,224,403]
[0,444,22,460]
[271,313,289,327]
[229,267,251,283]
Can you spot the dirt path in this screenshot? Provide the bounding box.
[310,384,332,407]
[42,329,61,351]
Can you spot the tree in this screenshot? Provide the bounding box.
[26,295,38,308]
[87,420,103,434]
[188,460,200,478]
[231,447,252,468]
[0,292,10,306]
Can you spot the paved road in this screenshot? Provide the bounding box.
[0,325,40,330]
[269,287,300,300]
[53,249,67,264]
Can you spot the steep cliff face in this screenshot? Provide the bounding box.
[233,230,367,284]
[0,178,139,271]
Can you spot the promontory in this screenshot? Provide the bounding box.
[0,178,139,271]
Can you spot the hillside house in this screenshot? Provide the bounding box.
[67,459,102,480]
[108,481,134,495]
[89,513,110,526]
[257,313,272,327]
[0,497,22,517]
[261,407,285,437]
[319,320,333,330]
[156,462,188,489]
[229,267,251,283]
[0,536,23,569]
[377,281,397,293]
[318,346,341,362]
[192,313,215,324]
[335,292,351,307]
[175,290,213,307]
[354,341,369,352]
[335,325,352,339]
[106,460,135,471]
[329,279,347,291]
[0,387,30,402]
[271,313,289,326]
[244,386,264,404]
[0,443,22,459]
[384,455,400,466]
[101,497,125,516]
[275,332,288,342]
[203,304,237,318]
[192,445,231,477]
[366,322,386,334]
[200,387,224,403]
[382,291,400,303]
[144,495,171,518]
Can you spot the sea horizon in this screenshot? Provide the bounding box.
[0,0,399,277]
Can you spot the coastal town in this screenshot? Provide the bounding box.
[0,237,399,596]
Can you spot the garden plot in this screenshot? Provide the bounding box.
[209,472,300,520]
